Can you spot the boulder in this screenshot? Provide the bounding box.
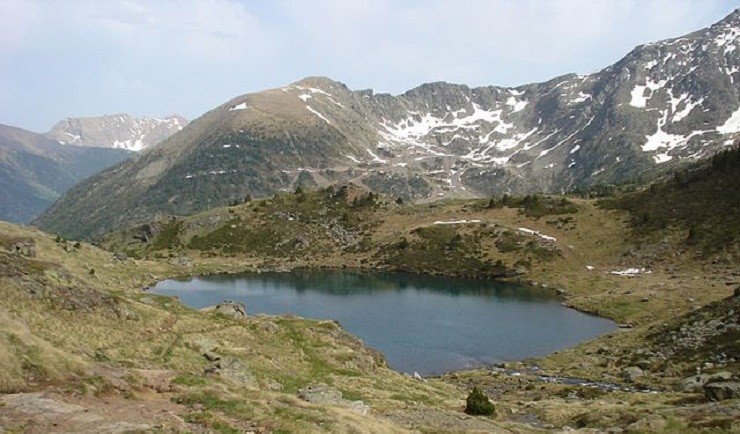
[113,252,128,261]
[703,381,740,401]
[169,256,192,267]
[202,300,247,318]
[621,366,644,383]
[298,384,344,406]
[680,372,733,393]
[204,356,257,388]
[203,351,221,362]
[627,415,667,432]
[297,384,370,415]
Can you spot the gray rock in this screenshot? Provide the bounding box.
[297,384,370,415]
[621,366,644,383]
[627,415,667,432]
[188,337,218,353]
[348,400,370,416]
[298,384,344,405]
[681,375,708,393]
[218,356,258,388]
[113,252,128,261]
[168,256,192,267]
[203,300,247,318]
[703,381,740,401]
[204,356,257,388]
[11,241,36,257]
[203,351,221,362]
[259,321,279,333]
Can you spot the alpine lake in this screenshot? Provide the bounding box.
[153,269,615,375]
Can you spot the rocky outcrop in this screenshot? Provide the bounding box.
[297,384,370,415]
[8,239,36,257]
[681,372,733,393]
[703,381,740,401]
[202,300,247,318]
[621,366,645,383]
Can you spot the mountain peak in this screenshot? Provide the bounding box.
[34,10,740,239]
[718,8,740,25]
[47,114,187,152]
[291,76,347,90]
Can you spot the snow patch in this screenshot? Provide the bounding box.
[378,103,512,157]
[434,220,482,225]
[229,102,248,111]
[295,85,331,96]
[306,106,331,124]
[569,92,592,105]
[518,227,557,242]
[506,96,529,113]
[717,106,740,134]
[642,110,693,162]
[610,268,651,276]
[671,95,703,123]
[629,78,667,108]
[366,149,387,163]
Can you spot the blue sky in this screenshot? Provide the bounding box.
[0,0,737,132]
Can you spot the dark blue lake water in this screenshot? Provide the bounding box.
[152,269,614,375]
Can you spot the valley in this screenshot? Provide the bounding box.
[1,146,738,432]
[1,6,739,433]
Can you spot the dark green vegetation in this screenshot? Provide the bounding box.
[0,124,131,223]
[100,185,572,281]
[464,386,496,416]
[384,224,510,277]
[603,145,740,252]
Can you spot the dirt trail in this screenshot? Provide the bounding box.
[0,390,189,433]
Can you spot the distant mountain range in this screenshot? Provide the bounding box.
[0,114,187,223]
[35,9,740,239]
[47,114,188,152]
[0,124,131,223]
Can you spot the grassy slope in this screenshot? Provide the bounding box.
[94,178,740,431]
[0,222,516,432]
[4,148,739,432]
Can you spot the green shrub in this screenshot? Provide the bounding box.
[465,386,495,416]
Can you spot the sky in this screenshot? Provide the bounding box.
[0,0,737,132]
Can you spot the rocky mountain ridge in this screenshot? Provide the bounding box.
[35,9,740,239]
[47,114,187,152]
